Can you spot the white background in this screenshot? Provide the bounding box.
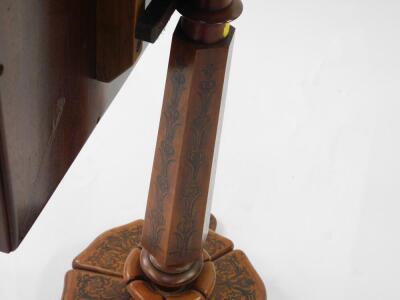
[1,1,400,299]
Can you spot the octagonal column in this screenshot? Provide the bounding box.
[140,0,242,289]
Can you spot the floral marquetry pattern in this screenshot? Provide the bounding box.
[211,250,266,300]
[63,270,131,300]
[63,217,266,300]
[146,61,187,253]
[73,220,144,277]
[171,63,218,258]
[204,230,233,261]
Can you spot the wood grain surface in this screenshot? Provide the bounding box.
[0,0,134,252]
[63,217,266,299]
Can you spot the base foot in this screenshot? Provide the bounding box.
[62,215,266,299]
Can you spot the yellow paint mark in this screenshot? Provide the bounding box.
[223,23,231,38]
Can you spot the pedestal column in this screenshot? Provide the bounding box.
[140,0,242,290]
[62,0,266,299]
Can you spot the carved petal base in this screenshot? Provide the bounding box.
[62,216,266,300]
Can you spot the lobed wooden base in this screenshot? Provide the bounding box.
[62,216,266,299]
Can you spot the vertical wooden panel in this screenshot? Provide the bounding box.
[96,0,144,82]
[0,0,137,252]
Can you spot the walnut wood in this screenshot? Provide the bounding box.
[136,0,177,43]
[0,0,134,253]
[209,214,217,231]
[71,216,217,278]
[204,230,233,261]
[139,0,242,290]
[96,0,144,82]
[124,247,216,298]
[179,0,242,44]
[140,24,235,288]
[0,176,10,253]
[192,261,216,297]
[73,219,144,277]
[127,280,163,300]
[211,250,266,299]
[60,0,267,298]
[63,270,132,300]
[62,218,266,299]
[178,0,243,24]
[166,291,205,300]
[180,18,229,44]
[194,0,233,11]
[140,248,204,288]
[123,247,145,284]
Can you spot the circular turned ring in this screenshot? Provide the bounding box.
[178,0,243,24]
[140,249,204,288]
[178,0,243,43]
[124,248,216,299]
[63,219,266,300]
[195,0,233,11]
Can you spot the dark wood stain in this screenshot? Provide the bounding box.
[0,0,132,252]
[96,0,144,82]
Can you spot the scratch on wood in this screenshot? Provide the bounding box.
[22,97,66,230]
